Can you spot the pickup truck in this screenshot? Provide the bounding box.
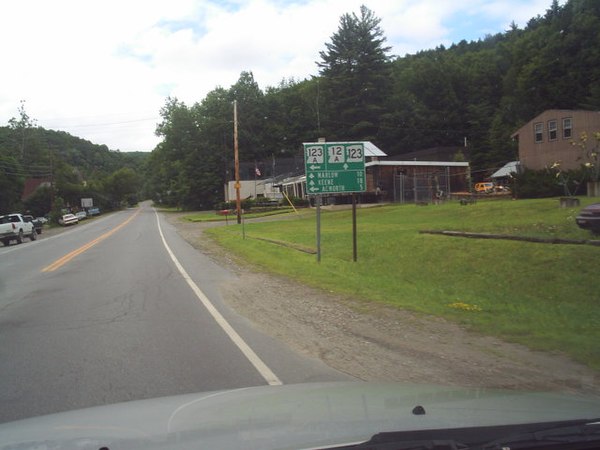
[0,213,37,246]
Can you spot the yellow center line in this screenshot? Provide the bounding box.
[41,208,142,273]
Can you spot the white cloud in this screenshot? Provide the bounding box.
[0,0,558,152]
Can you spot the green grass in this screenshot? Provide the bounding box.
[205,197,600,369]
[182,207,299,222]
[155,206,186,213]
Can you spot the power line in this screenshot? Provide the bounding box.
[40,116,160,130]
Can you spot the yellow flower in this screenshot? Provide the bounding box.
[448,302,482,312]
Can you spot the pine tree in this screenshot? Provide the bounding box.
[317,5,391,142]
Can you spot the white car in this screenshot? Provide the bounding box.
[59,213,78,226]
[75,211,87,220]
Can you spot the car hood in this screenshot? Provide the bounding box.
[1,382,599,450]
[579,203,600,214]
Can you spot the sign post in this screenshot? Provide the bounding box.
[303,142,366,262]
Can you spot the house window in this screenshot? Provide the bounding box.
[534,122,543,143]
[548,120,558,141]
[563,117,572,139]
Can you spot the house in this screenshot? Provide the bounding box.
[511,109,600,171]
[21,177,52,201]
[365,160,469,203]
[277,143,470,204]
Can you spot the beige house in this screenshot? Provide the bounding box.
[512,109,600,171]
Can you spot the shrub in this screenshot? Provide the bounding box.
[512,168,575,198]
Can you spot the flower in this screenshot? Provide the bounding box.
[448,302,482,312]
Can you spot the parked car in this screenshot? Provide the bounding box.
[0,213,37,245]
[23,215,44,234]
[75,211,87,220]
[59,213,79,226]
[575,202,600,235]
[474,182,495,193]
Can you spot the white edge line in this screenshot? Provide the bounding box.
[154,208,282,387]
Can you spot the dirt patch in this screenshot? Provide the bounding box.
[165,212,599,394]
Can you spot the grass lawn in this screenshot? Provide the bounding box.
[182,207,299,222]
[204,197,600,370]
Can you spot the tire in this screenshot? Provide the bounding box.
[1,239,9,247]
[30,230,37,241]
[16,230,23,244]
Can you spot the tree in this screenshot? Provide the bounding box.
[23,186,52,217]
[150,96,224,210]
[8,100,46,164]
[53,162,84,208]
[229,71,268,161]
[105,167,140,206]
[317,5,391,142]
[0,155,24,214]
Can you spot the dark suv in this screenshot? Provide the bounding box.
[23,215,43,235]
[575,203,600,235]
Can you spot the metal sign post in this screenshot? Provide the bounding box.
[233,100,242,224]
[303,142,366,262]
[316,195,321,263]
[352,193,357,262]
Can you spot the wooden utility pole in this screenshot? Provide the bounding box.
[233,100,242,224]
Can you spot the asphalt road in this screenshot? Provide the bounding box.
[0,204,350,424]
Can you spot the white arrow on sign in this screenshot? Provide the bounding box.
[343,163,349,170]
[309,173,314,179]
[309,180,315,186]
[309,187,319,192]
[310,165,321,170]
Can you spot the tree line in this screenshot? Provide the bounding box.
[145,0,600,210]
[3,1,598,213]
[0,101,147,216]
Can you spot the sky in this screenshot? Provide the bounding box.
[1,0,555,152]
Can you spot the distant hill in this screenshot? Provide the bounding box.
[0,125,149,214]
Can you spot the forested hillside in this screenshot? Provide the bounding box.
[3,1,597,213]
[146,0,600,210]
[0,104,148,215]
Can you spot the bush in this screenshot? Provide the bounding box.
[288,196,309,207]
[512,168,586,198]
[215,198,255,211]
[49,197,65,224]
[23,186,52,217]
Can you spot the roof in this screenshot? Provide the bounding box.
[363,141,387,157]
[303,141,387,157]
[366,161,469,168]
[388,146,469,162]
[491,161,521,178]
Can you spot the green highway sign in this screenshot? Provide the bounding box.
[303,142,366,194]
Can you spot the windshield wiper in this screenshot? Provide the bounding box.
[477,421,600,450]
[329,419,600,450]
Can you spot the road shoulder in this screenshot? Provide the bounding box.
[164,212,599,394]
